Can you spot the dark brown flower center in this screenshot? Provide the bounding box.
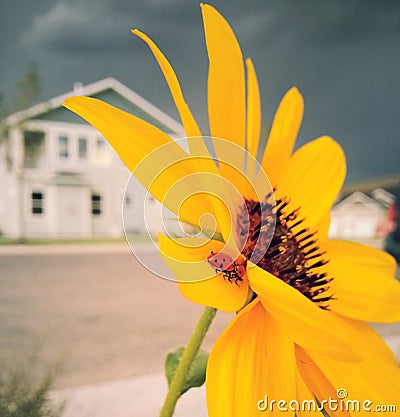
[237,194,333,309]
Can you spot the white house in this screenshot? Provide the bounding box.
[329,191,391,240]
[0,78,185,238]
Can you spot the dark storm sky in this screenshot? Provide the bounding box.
[1,0,400,183]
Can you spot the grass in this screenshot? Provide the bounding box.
[0,234,153,246]
[0,357,63,417]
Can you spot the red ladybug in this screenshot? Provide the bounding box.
[207,251,245,285]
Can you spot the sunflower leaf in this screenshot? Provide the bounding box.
[165,346,209,396]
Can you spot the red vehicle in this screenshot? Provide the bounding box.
[384,196,400,269]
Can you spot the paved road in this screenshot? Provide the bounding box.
[0,244,232,388]
[1,244,399,417]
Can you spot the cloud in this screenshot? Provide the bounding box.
[18,1,141,54]
[267,0,400,46]
[10,0,400,182]
[17,0,205,56]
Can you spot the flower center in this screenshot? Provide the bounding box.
[237,195,333,309]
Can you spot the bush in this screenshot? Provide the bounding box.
[0,363,62,417]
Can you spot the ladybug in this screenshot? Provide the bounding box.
[207,251,245,286]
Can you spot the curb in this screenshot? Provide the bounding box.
[50,373,207,417]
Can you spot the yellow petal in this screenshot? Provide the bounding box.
[211,138,260,201]
[201,4,246,148]
[326,239,397,277]
[63,96,219,230]
[132,29,219,176]
[163,163,248,249]
[336,315,398,364]
[276,136,346,228]
[63,96,186,173]
[324,240,400,323]
[295,346,352,417]
[308,315,400,415]
[132,30,225,234]
[202,4,247,187]
[158,234,248,312]
[206,301,297,417]
[132,29,201,138]
[247,264,357,360]
[178,275,247,314]
[260,87,304,186]
[315,211,331,243]
[296,370,332,416]
[162,167,236,245]
[246,58,261,182]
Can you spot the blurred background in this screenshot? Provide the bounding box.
[0,1,399,416]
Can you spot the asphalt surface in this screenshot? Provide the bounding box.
[0,244,232,389]
[0,244,399,417]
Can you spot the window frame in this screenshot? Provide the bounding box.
[58,135,69,159]
[31,190,44,216]
[78,137,88,159]
[91,193,102,217]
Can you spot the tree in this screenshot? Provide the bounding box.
[13,63,41,112]
[0,65,42,242]
[0,92,5,118]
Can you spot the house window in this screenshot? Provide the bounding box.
[24,130,45,169]
[124,195,131,207]
[78,138,87,159]
[94,137,110,165]
[58,135,69,158]
[96,138,105,149]
[91,193,102,216]
[31,191,44,215]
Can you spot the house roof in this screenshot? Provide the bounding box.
[4,77,185,137]
[371,188,395,206]
[332,190,389,212]
[332,191,379,212]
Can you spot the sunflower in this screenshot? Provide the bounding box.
[63,4,400,416]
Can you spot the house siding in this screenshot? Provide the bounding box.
[0,79,182,239]
[329,191,389,240]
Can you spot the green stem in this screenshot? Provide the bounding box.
[159,306,217,417]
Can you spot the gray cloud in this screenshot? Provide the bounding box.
[17,0,205,55]
[230,0,400,47]
[18,1,137,53]
[3,0,400,183]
